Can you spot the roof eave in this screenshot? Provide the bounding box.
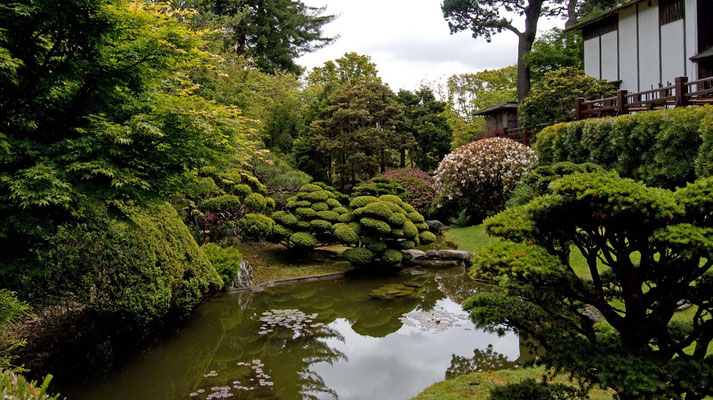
[565,0,645,32]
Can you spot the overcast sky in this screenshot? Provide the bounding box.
[297,0,564,91]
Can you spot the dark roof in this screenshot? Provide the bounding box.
[691,46,713,62]
[566,0,646,31]
[474,102,518,116]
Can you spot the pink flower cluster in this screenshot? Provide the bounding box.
[434,138,537,208]
[381,168,437,214]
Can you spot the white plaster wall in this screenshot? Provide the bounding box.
[601,31,619,82]
[618,6,639,91]
[584,37,601,79]
[661,20,686,85]
[638,0,661,90]
[685,0,698,79]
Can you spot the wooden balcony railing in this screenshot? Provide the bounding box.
[575,76,713,120]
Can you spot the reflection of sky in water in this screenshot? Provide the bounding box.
[55,271,523,400]
[309,298,519,400]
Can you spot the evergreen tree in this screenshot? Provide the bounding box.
[397,88,453,171]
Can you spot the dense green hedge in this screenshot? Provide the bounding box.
[534,106,713,189]
[33,203,222,325]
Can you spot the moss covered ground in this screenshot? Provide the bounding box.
[236,241,352,285]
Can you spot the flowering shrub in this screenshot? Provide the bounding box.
[380,169,437,215]
[434,138,537,220]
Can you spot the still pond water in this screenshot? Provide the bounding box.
[60,267,528,400]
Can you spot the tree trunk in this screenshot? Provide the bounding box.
[516,0,543,103]
[565,0,579,27]
[400,148,406,168]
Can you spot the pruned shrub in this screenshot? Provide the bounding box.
[434,137,537,221]
[381,168,437,215]
[339,195,434,266]
[270,183,349,250]
[353,178,406,197]
[535,106,713,189]
[201,244,242,290]
[507,162,603,207]
[185,170,276,242]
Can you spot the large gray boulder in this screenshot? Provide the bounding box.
[425,220,449,235]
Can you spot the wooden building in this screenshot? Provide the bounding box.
[569,0,712,92]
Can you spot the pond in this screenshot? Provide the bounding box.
[57,267,529,400]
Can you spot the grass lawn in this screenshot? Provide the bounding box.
[413,367,613,400]
[236,241,352,285]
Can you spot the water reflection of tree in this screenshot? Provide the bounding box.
[445,344,519,379]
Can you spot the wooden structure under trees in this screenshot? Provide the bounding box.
[474,102,533,145]
[575,75,713,119]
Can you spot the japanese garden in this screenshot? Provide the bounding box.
[1,0,712,399]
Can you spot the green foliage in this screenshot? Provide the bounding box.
[270,183,348,249]
[0,0,262,275]
[250,155,313,206]
[397,87,453,171]
[353,178,406,198]
[236,213,275,240]
[520,67,615,127]
[28,203,222,326]
[527,29,583,82]
[0,291,29,370]
[302,80,413,187]
[507,162,603,207]
[339,195,432,267]
[488,379,580,400]
[342,247,375,266]
[534,106,713,189]
[470,170,713,399]
[0,370,59,400]
[288,232,319,249]
[695,111,713,178]
[181,0,335,75]
[200,195,242,214]
[200,244,243,290]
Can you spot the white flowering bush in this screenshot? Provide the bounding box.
[434,138,537,220]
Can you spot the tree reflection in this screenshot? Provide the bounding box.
[445,344,519,379]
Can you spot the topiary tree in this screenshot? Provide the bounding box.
[337,195,435,267]
[270,183,349,250]
[352,178,406,197]
[434,137,537,222]
[381,169,437,216]
[468,171,713,400]
[186,169,276,242]
[519,67,615,127]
